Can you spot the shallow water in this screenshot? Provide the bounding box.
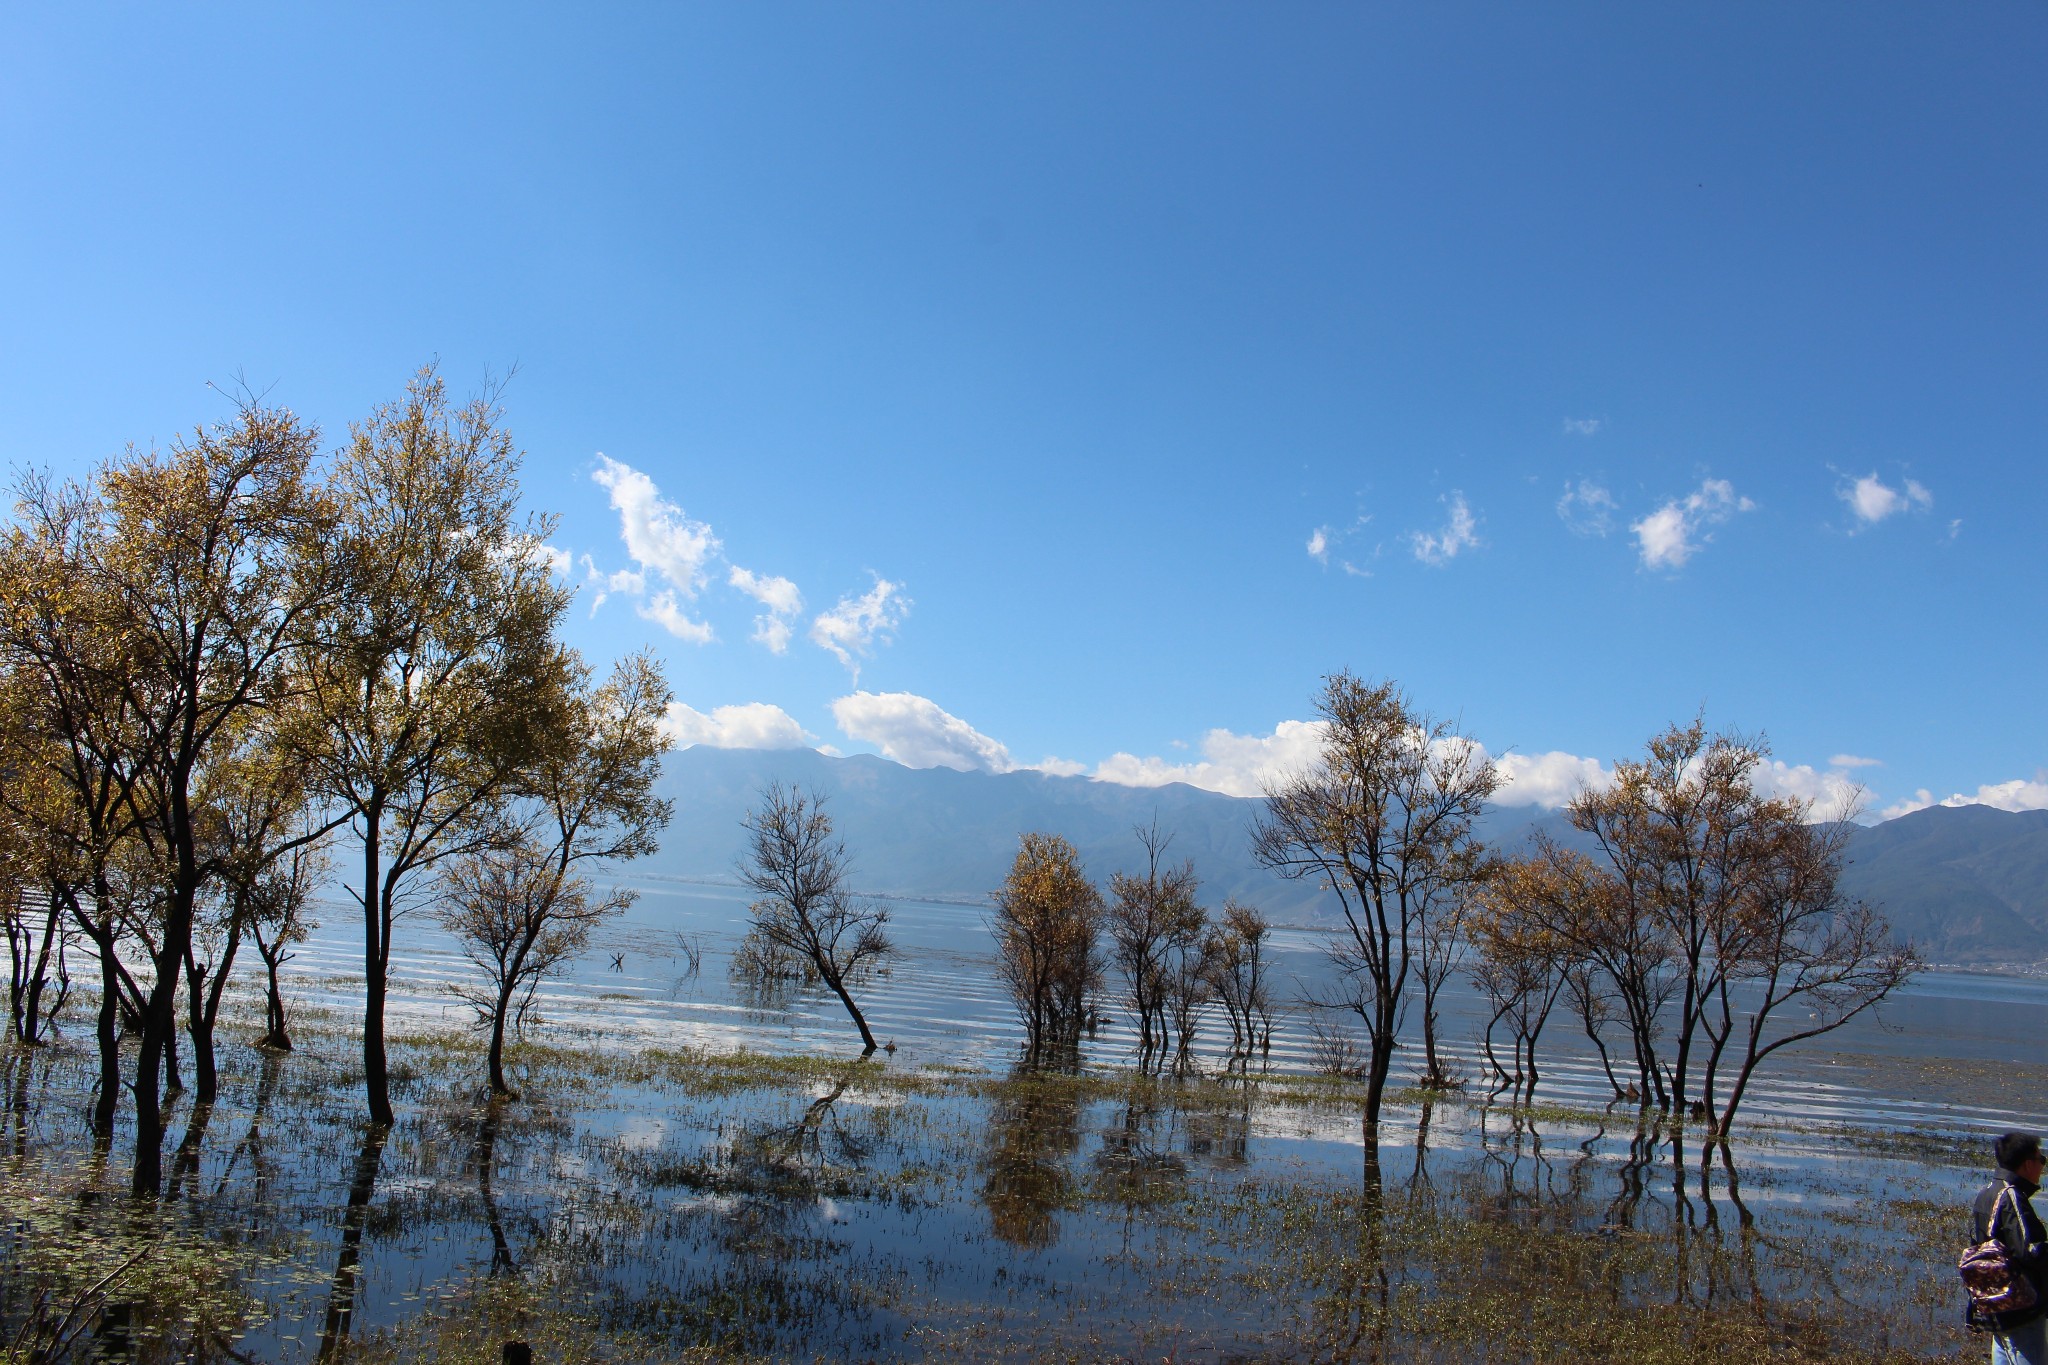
[284,875,2048,1137]
[8,878,2030,1361]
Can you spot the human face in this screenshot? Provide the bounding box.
[2023,1152,2046,1183]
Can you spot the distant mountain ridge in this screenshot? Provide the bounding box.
[644,746,2040,965]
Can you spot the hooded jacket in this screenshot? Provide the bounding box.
[1973,1166,2048,1329]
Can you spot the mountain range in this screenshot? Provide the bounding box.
[643,745,2044,966]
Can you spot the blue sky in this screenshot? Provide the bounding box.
[2,5,2041,821]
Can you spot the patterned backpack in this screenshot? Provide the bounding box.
[1962,1186,2040,1320]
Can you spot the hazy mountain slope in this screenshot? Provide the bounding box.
[647,746,1543,922]
[643,747,2043,962]
[1837,804,2048,963]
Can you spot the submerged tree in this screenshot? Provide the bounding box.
[1469,858,1572,1102]
[1511,718,1918,1132]
[295,367,573,1126]
[1203,899,1278,1062]
[440,837,626,1097]
[736,783,892,1054]
[991,832,1104,1066]
[247,838,322,1052]
[1252,673,1496,1132]
[1106,825,1206,1068]
[441,651,672,1096]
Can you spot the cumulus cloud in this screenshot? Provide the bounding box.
[1092,721,1329,799]
[1556,481,1618,537]
[636,590,714,644]
[811,576,909,680]
[592,455,722,596]
[1492,751,1614,808]
[1307,528,1330,564]
[1562,417,1603,436]
[831,691,1012,773]
[1840,472,1934,528]
[1409,492,1480,567]
[662,701,814,750]
[1880,776,2048,822]
[1753,760,1867,824]
[1829,754,1881,769]
[1026,756,1088,778]
[729,566,803,655]
[1632,478,1754,570]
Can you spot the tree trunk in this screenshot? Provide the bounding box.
[487,981,517,1097]
[184,959,216,1105]
[93,932,121,1138]
[187,911,244,1104]
[360,803,395,1126]
[821,966,878,1054]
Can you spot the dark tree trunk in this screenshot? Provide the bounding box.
[487,980,517,1098]
[93,936,121,1138]
[360,803,395,1126]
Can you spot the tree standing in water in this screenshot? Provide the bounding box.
[440,651,672,1096]
[1252,673,1496,1134]
[737,783,893,1054]
[991,832,1104,1066]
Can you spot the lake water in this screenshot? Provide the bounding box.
[281,873,2048,1139]
[10,872,2025,1361]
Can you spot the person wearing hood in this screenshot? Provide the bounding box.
[1973,1131,2048,1363]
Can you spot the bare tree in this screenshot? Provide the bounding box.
[737,784,893,1055]
[1203,899,1278,1063]
[440,836,627,1097]
[1412,865,1482,1090]
[1468,859,1573,1103]
[1106,825,1205,1069]
[1696,809,1918,1134]
[442,651,672,1096]
[1510,836,1677,1107]
[1512,719,1918,1130]
[247,840,322,1051]
[1251,673,1496,1131]
[991,832,1103,1066]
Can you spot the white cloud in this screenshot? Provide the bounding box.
[1092,720,1328,799]
[1562,417,1603,436]
[728,565,802,616]
[636,591,714,644]
[591,455,722,595]
[1493,751,1614,809]
[662,701,814,750]
[1840,471,1934,528]
[831,691,1013,773]
[729,565,803,655]
[1307,527,1330,564]
[1881,776,2048,822]
[534,541,575,578]
[1828,753,1882,769]
[1026,756,1088,778]
[1632,477,1754,570]
[580,554,646,614]
[1409,492,1480,567]
[811,576,909,679]
[1556,480,1618,537]
[1753,761,1866,824]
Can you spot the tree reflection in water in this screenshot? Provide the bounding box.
[980,1070,1083,1249]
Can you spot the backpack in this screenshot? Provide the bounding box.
[1962,1185,2041,1323]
